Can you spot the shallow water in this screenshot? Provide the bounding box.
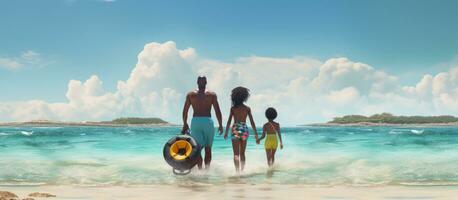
[0,126,457,186]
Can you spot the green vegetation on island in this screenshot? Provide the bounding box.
[104,117,168,125]
[329,113,458,124]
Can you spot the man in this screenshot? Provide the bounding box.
[182,76,223,169]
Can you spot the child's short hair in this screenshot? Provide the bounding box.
[265,107,277,120]
[231,86,250,107]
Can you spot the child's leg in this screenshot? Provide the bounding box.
[265,149,270,166]
[240,139,247,171]
[231,139,240,173]
[271,149,277,166]
[268,150,274,167]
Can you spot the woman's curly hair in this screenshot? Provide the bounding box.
[231,86,250,107]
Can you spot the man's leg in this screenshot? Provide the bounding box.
[196,154,203,169]
[191,118,205,170]
[203,118,215,169]
[204,146,212,169]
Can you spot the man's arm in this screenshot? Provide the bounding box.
[182,93,191,134]
[212,94,223,134]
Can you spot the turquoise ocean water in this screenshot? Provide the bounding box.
[0,126,457,186]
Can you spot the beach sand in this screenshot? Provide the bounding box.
[1,185,457,200]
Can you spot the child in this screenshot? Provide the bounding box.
[257,107,283,167]
[223,86,259,173]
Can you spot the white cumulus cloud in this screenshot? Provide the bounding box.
[2,41,458,125]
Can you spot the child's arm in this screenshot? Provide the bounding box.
[277,123,283,149]
[224,108,233,140]
[247,107,258,141]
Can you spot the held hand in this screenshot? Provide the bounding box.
[280,143,284,149]
[181,123,189,134]
[256,139,260,144]
[218,126,223,134]
[224,133,228,140]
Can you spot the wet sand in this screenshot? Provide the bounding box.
[1,185,458,200]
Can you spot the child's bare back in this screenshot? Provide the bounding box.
[263,121,279,135]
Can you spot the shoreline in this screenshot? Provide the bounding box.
[306,122,458,127]
[1,184,457,200]
[0,122,177,128]
[3,122,458,128]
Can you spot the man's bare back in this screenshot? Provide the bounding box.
[187,90,217,117]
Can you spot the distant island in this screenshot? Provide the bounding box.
[314,113,458,126]
[0,117,171,127]
[102,117,168,125]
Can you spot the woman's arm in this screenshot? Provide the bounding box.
[224,108,233,140]
[277,123,283,149]
[247,107,258,141]
[258,124,266,141]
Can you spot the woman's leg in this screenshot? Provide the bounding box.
[240,139,247,171]
[231,139,240,173]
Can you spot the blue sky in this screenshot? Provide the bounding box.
[1,0,458,101]
[1,0,458,123]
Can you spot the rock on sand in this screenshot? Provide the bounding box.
[0,191,18,200]
[28,193,56,198]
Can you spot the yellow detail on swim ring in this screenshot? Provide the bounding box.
[169,140,193,160]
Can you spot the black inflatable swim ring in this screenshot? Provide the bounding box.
[163,134,200,175]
